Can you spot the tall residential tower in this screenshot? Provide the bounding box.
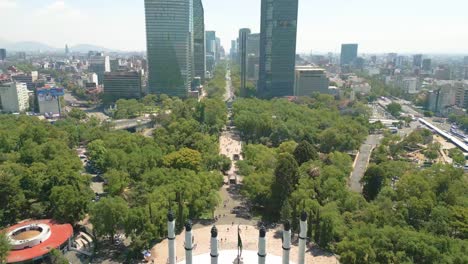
[238,28,251,96]
[193,0,206,84]
[258,0,299,98]
[145,0,194,97]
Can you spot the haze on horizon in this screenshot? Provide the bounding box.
[0,0,467,54]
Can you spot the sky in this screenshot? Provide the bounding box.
[1,0,468,54]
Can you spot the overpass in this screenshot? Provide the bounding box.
[418,118,468,152]
[112,119,153,132]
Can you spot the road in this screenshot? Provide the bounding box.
[201,67,255,228]
[112,118,152,130]
[349,134,382,192]
[350,99,420,193]
[224,67,234,102]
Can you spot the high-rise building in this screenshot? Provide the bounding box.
[294,67,329,96]
[340,44,358,66]
[89,54,110,85]
[422,59,432,71]
[0,49,6,61]
[258,0,299,98]
[0,82,29,113]
[413,54,423,68]
[205,31,217,73]
[193,0,206,84]
[103,71,142,101]
[247,55,260,81]
[145,0,194,97]
[246,33,260,82]
[247,33,260,57]
[65,44,70,55]
[230,40,238,62]
[215,37,222,61]
[238,28,251,95]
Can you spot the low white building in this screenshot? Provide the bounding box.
[0,82,29,113]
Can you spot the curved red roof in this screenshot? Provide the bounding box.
[5,219,73,263]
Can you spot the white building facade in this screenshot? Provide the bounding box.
[0,82,29,113]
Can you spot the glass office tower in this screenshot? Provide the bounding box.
[145,0,194,97]
[193,0,206,84]
[258,0,299,98]
[340,44,358,67]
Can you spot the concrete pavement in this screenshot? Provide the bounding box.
[349,134,382,192]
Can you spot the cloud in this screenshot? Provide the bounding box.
[0,0,18,9]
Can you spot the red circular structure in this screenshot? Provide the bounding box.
[4,219,73,263]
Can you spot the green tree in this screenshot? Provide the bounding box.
[163,148,202,171]
[90,197,128,243]
[87,139,108,171]
[362,165,386,201]
[0,232,10,264]
[424,143,440,161]
[67,108,87,120]
[49,185,92,224]
[270,154,299,216]
[49,248,68,264]
[104,169,130,196]
[387,102,402,117]
[449,148,465,167]
[293,140,319,165]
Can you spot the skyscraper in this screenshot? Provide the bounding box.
[89,54,110,85]
[230,40,238,62]
[0,49,6,61]
[205,31,217,73]
[422,59,432,71]
[65,44,70,55]
[238,28,251,95]
[258,0,299,98]
[193,0,206,84]
[145,0,194,97]
[413,54,423,68]
[247,33,260,81]
[340,44,358,66]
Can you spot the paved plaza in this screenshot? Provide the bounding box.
[150,225,338,264]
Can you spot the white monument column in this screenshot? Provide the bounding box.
[210,226,219,264]
[258,225,266,264]
[298,212,308,264]
[184,221,193,264]
[282,221,291,264]
[167,212,176,264]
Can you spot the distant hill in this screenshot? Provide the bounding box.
[0,39,115,53]
[0,40,57,52]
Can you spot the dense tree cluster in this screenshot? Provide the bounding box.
[205,62,228,98]
[232,97,368,151]
[0,116,94,226]
[85,98,226,254]
[236,98,467,263]
[449,113,468,133]
[0,97,228,260]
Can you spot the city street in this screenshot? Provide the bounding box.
[349,134,382,192]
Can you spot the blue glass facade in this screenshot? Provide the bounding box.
[258,0,299,98]
[145,0,194,97]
